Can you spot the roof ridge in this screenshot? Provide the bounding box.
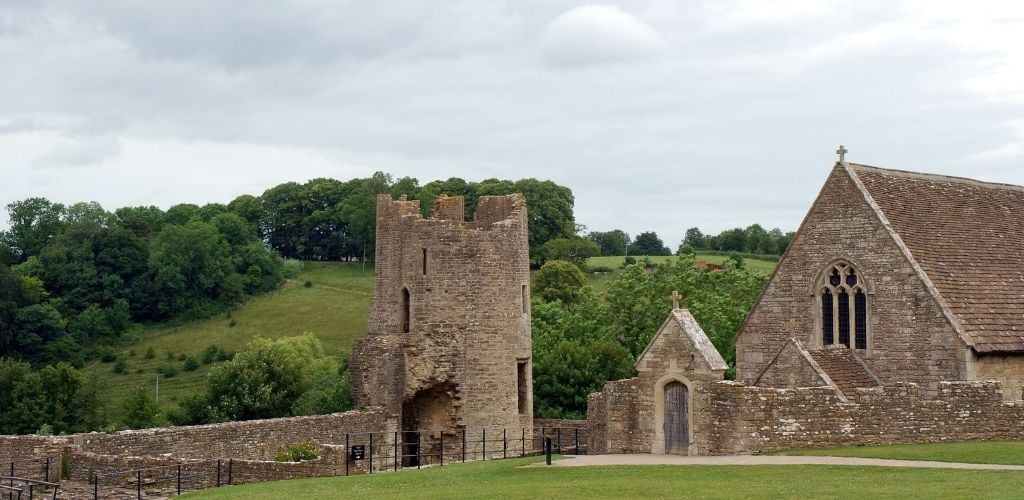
[847,163,1024,192]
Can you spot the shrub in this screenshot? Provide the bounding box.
[303,280,313,288]
[144,347,155,360]
[112,359,128,374]
[622,256,637,267]
[182,356,199,372]
[128,349,136,358]
[165,351,174,361]
[281,259,304,279]
[177,353,187,361]
[228,318,237,328]
[275,440,319,462]
[99,348,118,363]
[157,365,177,378]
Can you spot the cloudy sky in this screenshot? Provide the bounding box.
[2,1,1022,246]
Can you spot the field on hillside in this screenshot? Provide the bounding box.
[584,254,777,295]
[84,262,374,418]
[184,453,1024,499]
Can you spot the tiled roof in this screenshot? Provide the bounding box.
[809,347,879,395]
[850,164,1024,352]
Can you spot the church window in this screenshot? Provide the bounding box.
[818,261,869,349]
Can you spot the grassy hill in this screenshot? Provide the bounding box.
[86,254,777,421]
[584,254,777,295]
[84,262,375,419]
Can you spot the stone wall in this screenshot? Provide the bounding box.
[0,435,67,480]
[352,193,533,437]
[589,379,1024,455]
[736,163,967,389]
[971,353,1024,401]
[534,419,588,454]
[75,409,394,460]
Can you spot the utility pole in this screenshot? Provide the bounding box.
[155,373,160,403]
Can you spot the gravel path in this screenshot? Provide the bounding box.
[543,454,1024,470]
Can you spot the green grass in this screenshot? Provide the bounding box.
[184,455,1024,499]
[775,441,1024,465]
[583,254,777,296]
[84,262,374,418]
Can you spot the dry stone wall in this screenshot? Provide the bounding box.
[589,379,1024,455]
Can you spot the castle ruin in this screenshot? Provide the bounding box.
[349,193,533,458]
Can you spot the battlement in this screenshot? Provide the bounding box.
[375,193,527,229]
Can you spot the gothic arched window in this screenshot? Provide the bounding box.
[819,261,869,349]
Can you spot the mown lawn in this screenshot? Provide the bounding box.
[84,262,374,418]
[775,441,1024,465]
[184,455,1024,499]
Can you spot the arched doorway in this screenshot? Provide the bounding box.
[663,381,689,454]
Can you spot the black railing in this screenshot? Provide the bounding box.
[89,426,585,498]
[0,476,60,500]
[4,459,53,484]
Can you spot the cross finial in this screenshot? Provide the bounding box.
[670,290,682,310]
[836,144,848,163]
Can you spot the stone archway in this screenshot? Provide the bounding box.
[401,383,458,466]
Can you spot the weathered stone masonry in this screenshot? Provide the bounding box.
[349,193,533,441]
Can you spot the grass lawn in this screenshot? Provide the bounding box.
[84,262,374,418]
[775,441,1024,466]
[184,455,1024,499]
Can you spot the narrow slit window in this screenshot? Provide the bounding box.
[401,287,411,333]
[855,290,867,349]
[422,248,427,276]
[516,360,528,414]
[821,289,834,345]
[522,285,528,314]
[837,289,850,347]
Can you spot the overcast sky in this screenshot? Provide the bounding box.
[2,1,1022,246]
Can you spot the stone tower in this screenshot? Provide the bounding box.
[349,193,533,444]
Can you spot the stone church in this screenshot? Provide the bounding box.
[589,150,1024,455]
[737,151,1024,400]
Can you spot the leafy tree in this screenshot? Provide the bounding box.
[149,221,233,317]
[62,202,110,227]
[683,227,707,250]
[587,230,630,256]
[604,255,768,372]
[532,260,588,305]
[512,179,575,260]
[113,206,166,238]
[538,238,600,268]
[627,231,671,256]
[183,335,327,423]
[227,194,263,232]
[531,297,635,419]
[164,204,201,226]
[121,389,162,429]
[3,198,67,261]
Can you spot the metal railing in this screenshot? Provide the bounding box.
[88,426,586,498]
[0,476,60,500]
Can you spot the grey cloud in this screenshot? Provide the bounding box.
[32,135,121,169]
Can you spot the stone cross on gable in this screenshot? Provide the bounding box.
[670,290,682,310]
[836,144,848,162]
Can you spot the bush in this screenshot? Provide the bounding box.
[99,348,118,363]
[165,351,174,361]
[282,259,304,279]
[303,280,313,288]
[228,318,237,328]
[622,256,637,267]
[144,347,155,360]
[532,260,589,306]
[177,353,187,361]
[128,349,136,358]
[182,356,199,372]
[157,365,177,378]
[112,359,128,374]
[275,440,319,462]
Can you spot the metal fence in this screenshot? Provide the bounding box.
[88,426,585,498]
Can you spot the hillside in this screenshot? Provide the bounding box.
[84,262,374,418]
[85,254,777,421]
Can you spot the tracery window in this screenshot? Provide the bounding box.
[819,261,868,349]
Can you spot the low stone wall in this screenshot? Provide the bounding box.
[534,419,588,454]
[75,409,395,460]
[707,380,1024,454]
[0,434,68,480]
[589,380,1024,455]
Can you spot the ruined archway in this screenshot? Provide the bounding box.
[401,383,459,466]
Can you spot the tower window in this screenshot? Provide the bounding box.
[517,360,528,414]
[522,285,528,314]
[818,261,870,350]
[401,287,411,333]
[422,248,427,276]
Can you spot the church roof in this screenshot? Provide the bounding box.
[808,346,880,395]
[847,163,1024,353]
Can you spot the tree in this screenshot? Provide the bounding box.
[121,389,162,429]
[538,238,600,268]
[588,230,630,256]
[512,179,575,261]
[3,198,67,261]
[113,206,166,238]
[532,260,589,305]
[187,335,327,422]
[628,231,670,256]
[149,221,233,316]
[164,204,201,226]
[683,227,706,250]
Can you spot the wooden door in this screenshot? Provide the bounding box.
[664,381,689,454]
